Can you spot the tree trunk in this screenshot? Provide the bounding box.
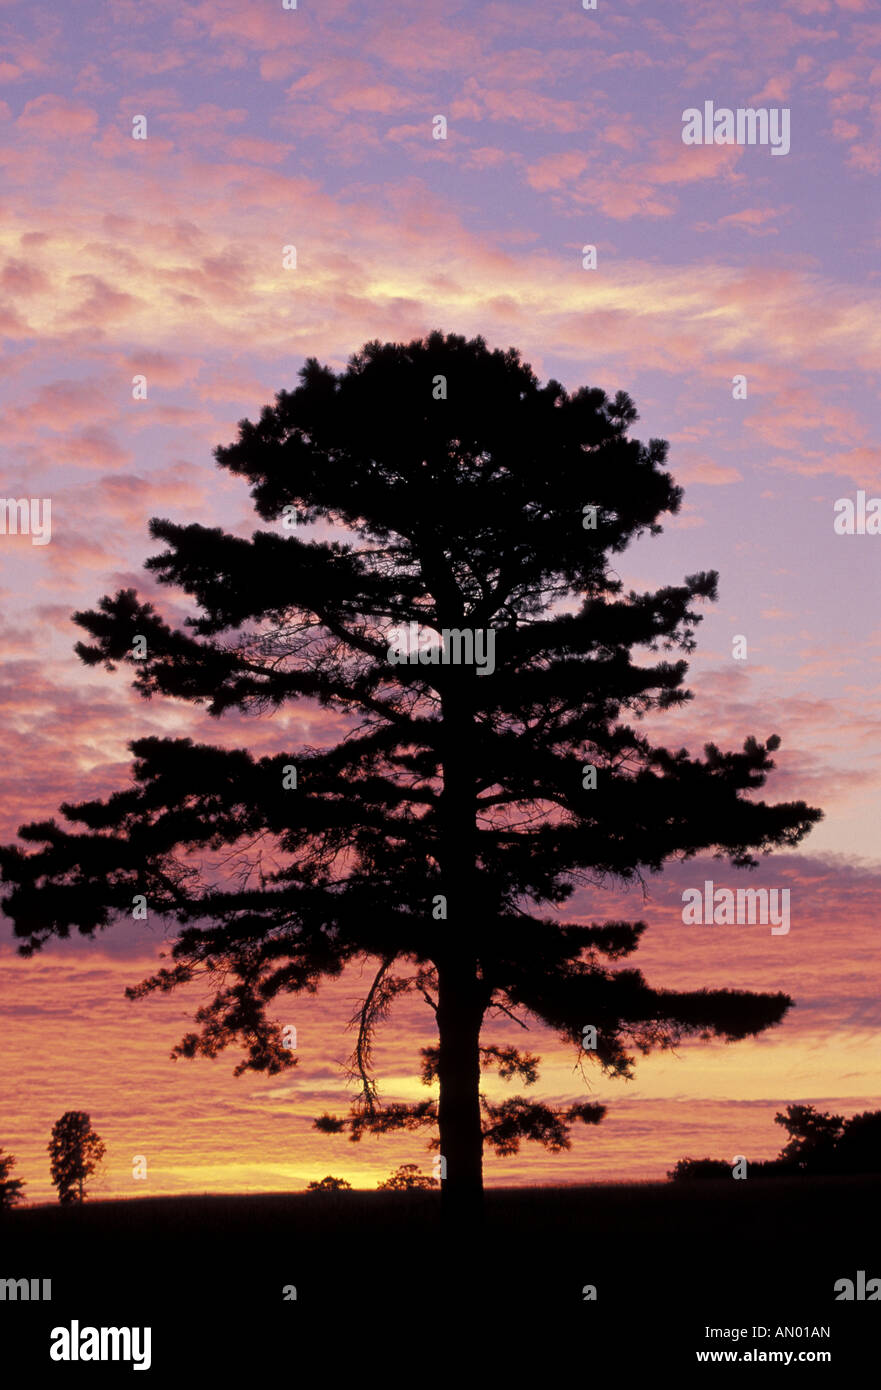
[436,960,485,1229]
[436,681,486,1230]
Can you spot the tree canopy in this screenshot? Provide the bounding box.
[48,1111,106,1205]
[0,332,822,1217]
[0,1147,25,1210]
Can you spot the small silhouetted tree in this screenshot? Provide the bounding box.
[833,1110,881,1174]
[0,332,822,1225]
[774,1104,845,1171]
[48,1111,106,1204]
[306,1175,352,1192]
[0,1148,25,1210]
[378,1163,437,1191]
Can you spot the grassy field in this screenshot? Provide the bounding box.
[2,1177,878,1372]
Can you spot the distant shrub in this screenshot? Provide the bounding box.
[306,1175,352,1192]
[377,1163,438,1191]
[667,1157,732,1182]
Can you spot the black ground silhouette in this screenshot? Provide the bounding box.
[2,1177,878,1373]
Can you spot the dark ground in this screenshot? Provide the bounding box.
[1,1177,878,1375]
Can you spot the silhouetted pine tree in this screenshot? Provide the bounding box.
[0,1147,25,1210]
[0,332,821,1223]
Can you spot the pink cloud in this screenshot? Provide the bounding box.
[159,104,248,134]
[185,0,312,50]
[17,94,98,137]
[365,22,483,75]
[65,275,142,327]
[828,92,867,111]
[704,206,788,236]
[1,258,50,296]
[847,143,881,171]
[676,458,744,486]
[194,367,276,405]
[823,62,859,92]
[2,379,118,438]
[463,146,510,170]
[53,427,133,472]
[475,85,589,133]
[603,120,641,151]
[750,76,793,103]
[525,151,589,191]
[0,34,56,83]
[646,141,744,188]
[118,350,204,389]
[225,136,291,165]
[109,47,188,78]
[526,138,744,222]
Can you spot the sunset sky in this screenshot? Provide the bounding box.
[1,0,880,1203]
